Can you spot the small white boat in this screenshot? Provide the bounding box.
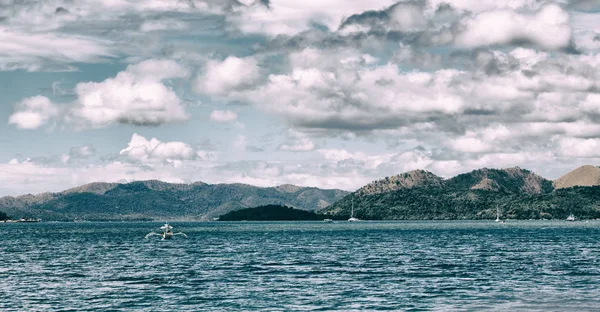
[495,206,504,223]
[348,200,360,222]
[566,214,576,222]
[323,218,333,223]
[145,223,188,240]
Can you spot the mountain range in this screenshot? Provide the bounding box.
[2,165,600,221]
[0,181,348,221]
[320,165,600,220]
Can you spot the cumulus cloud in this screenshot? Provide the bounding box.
[224,43,600,170]
[195,56,261,96]
[8,96,58,129]
[210,110,238,122]
[230,0,396,36]
[69,59,189,127]
[556,137,600,157]
[119,133,200,162]
[10,59,191,130]
[454,4,572,50]
[338,0,433,35]
[335,2,572,51]
[240,57,466,132]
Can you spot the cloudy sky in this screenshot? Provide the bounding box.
[1,0,600,195]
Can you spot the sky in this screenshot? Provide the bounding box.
[1,0,600,196]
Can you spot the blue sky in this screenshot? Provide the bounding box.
[1,0,600,195]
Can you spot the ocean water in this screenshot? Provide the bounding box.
[1,221,600,311]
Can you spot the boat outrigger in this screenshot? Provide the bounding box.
[145,223,188,240]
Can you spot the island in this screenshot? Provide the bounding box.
[217,204,344,221]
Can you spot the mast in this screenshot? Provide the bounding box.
[351,199,354,218]
[495,205,501,222]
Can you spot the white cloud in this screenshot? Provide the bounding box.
[236,46,600,147]
[230,0,396,36]
[450,137,493,154]
[195,56,261,96]
[455,4,572,50]
[0,0,213,30]
[386,2,428,32]
[0,27,113,71]
[8,96,58,129]
[210,110,238,122]
[557,137,600,158]
[240,61,466,130]
[120,133,199,162]
[70,59,189,127]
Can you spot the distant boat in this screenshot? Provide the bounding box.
[495,206,504,223]
[323,218,333,223]
[348,200,360,222]
[145,223,188,240]
[567,214,576,221]
[18,218,41,223]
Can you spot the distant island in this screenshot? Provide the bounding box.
[218,205,344,221]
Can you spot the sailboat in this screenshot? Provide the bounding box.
[566,214,575,221]
[495,206,504,223]
[348,200,360,222]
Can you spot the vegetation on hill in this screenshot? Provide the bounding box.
[321,186,600,220]
[218,205,344,221]
[0,211,10,221]
[357,170,444,195]
[320,167,600,220]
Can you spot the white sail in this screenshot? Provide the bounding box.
[348,199,360,222]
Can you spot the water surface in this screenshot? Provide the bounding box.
[2,221,599,311]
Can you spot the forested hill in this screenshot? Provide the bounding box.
[320,167,600,220]
[0,181,348,221]
[217,205,342,221]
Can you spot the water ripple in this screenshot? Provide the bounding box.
[1,221,600,311]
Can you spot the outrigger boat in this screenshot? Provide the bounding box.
[145,223,188,240]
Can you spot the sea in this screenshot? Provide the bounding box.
[1,221,600,311]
